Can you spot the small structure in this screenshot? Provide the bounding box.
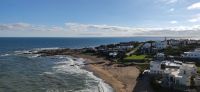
[108,51,118,58]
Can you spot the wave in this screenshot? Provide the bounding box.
[33,47,61,51]
[51,56,113,92]
[0,53,10,57]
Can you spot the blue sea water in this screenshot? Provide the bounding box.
[0,37,163,53]
[0,37,163,92]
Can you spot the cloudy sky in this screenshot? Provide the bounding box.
[0,0,200,37]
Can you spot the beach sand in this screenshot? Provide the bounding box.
[70,53,140,92]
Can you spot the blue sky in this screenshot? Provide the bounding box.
[0,0,200,37]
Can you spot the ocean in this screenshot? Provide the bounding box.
[0,37,163,92]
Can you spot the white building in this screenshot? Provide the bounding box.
[165,63,197,86]
[150,61,164,74]
[142,43,151,49]
[187,40,198,44]
[150,60,181,75]
[150,60,198,87]
[182,48,200,59]
[154,41,168,49]
[117,45,133,50]
[167,39,181,46]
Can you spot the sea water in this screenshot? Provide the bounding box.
[0,50,113,92]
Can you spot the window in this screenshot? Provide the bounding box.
[184,70,186,74]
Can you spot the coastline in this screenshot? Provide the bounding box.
[69,51,140,92]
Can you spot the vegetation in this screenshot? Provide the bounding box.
[124,55,147,60]
[164,43,199,56]
[197,67,200,74]
[136,63,149,72]
[150,76,170,92]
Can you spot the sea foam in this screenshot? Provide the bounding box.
[51,56,113,92]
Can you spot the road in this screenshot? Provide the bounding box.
[126,43,143,56]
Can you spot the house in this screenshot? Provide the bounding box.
[187,40,198,44]
[142,43,152,48]
[116,45,133,50]
[141,43,152,54]
[150,60,181,75]
[154,41,168,50]
[167,39,181,46]
[149,60,199,90]
[149,53,198,89]
[164,63,197,87]
[155,53,165,60]
[182,48,200,59]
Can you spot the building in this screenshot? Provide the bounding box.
[154,41,168,50]
[149,59,198,89]
[167,39,181,46]
[142,43,152,48]
[182,48,200,59]
[141,43,152,54]
[155,53,165,60]
[164,63,197,87]
[150,60,181,75]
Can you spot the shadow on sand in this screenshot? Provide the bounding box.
[132,74,155,92]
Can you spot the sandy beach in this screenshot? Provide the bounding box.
[69,52,140,92]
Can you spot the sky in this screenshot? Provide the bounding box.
[0,0,200,37]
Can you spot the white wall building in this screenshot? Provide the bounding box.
[150,60,181,75]
[117,45,133,50]
[155,41,168,49]
[142,43,151,49]
[166,63,197,86]
[150,61,164,74]
[167,39,181,46]
[150,60,197,87]
[182,49,200,59]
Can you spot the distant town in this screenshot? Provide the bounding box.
[35,38,200,92]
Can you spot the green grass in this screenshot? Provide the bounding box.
[124,55,146,60]
[136,63,149,72]
[197,67,200,74]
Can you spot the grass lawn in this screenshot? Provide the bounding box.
[124,55,147,60]
[136,63,149,72]
[197,67,200,74]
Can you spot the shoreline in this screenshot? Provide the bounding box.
[68,52,140,92]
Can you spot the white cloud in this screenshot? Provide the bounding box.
[187,2,200,10]
[170,20,178,24]
[65,23,200,37]
[0,23,32,31]
[168,0,178,4]
[188,14,200,22]
[0,23,64,32]
[1,22,200,37]
[159,0,178,4]
[169,8,175,12]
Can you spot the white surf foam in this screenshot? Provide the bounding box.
[33,47,61,51]
[0,53,10,57]
[51,56,113,92]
